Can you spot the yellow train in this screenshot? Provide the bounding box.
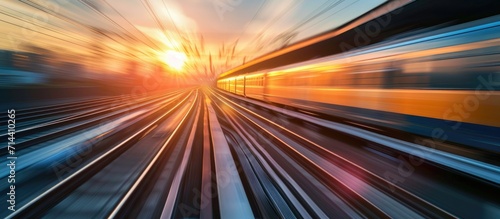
[217,15,500,152]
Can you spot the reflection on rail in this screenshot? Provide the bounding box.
[2,86,499,218]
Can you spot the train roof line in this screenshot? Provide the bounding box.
[217,0,412,80]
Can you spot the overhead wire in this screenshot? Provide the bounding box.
[78,0,157,53]
[99,0,163,51]
[141,0,179,51]
[18,0,150,61]
[230,0,347,73]
[299,0,359,33]
[0,7,93,46]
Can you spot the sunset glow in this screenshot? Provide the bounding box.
[161,50,187,71]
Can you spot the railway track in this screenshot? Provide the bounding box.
[0,89,187,155]
[4,87,499,218]
[207,88,500,218]
[2,89,190,218]
[208,89,453,218]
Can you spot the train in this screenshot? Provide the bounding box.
[217,15,500,153]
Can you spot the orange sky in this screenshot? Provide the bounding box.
[0,0,385,79]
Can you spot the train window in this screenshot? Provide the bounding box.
[311,72,333,87]
[273,76,286,86]
[336,67,356,87]
[329,69,341,87]
[352,62,387,88]
[402,61,433,74]
[290,72,303,86]
[357,72,382,88]
[247,76,262,86]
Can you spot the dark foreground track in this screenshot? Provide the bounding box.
[2,87,499,219]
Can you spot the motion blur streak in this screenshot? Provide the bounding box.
[1,0,500,218]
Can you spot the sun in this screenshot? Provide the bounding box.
[160,50,187,71]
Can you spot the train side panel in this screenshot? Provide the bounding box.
[235,75,245,96]
[217,16,500,151]
[243,73,265,100]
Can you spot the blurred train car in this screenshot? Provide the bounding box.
[217,15,500,152]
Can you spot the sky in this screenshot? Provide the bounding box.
[0,0,386,79]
